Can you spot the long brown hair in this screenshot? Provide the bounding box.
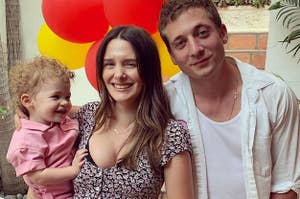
[94,26,174,170]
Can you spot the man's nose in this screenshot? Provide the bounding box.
[190,39,204,56]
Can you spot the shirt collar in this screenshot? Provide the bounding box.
[20,116,78,132]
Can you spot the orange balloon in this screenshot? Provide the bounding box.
[37,24,93,70]
[152,31,180,78]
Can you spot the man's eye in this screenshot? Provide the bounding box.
[197,29,208,38]
[173,40,186,50]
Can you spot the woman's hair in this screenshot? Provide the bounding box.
[159,0,222,51]
[9,56,74,117]
[94,25,174,170]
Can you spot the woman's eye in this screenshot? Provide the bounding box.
[126,62,137,68]
[103,61,114,69]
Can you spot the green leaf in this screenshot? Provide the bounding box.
[269,1,283,9]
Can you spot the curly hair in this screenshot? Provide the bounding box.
[159,0,222,51]
[9,56,74,116]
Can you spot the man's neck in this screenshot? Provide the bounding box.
[190,57,242,121]
[190,57,237,100]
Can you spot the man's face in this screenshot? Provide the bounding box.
[163,7,228,81]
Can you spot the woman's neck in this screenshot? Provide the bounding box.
[111,103,136,128]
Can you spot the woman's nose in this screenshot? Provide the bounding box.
[114,68,127,80]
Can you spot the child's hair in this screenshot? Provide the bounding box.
[9,56,75,117]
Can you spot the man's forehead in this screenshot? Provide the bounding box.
[164,8,211,41]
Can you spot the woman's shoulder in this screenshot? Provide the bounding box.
[80,101,100,112]
[160,119,192,166]
[164,119,190,145]
[166,119,188,133]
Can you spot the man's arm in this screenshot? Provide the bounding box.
[270,85,300,196]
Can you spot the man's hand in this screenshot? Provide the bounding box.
[270,190,298,199]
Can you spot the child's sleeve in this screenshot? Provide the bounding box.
[6,130,48,176]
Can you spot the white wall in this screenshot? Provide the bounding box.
[0,0,7,51]
[266,1,300,99]
[19,0,99,105]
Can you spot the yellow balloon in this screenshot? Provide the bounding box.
[37,23,93,70]
[152,31,180,79]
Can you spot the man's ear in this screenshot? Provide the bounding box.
[220,24,228,44]
[169,50,178,65]
[20,94,32,109]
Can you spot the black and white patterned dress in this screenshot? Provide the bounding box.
[73,102,192,199]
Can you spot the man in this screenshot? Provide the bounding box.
[159,0,300,198]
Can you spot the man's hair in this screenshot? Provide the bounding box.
[9,56,74,116]
[94,25,174,171]
[159,0,222,50]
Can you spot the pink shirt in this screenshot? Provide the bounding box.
[7,116,78,199]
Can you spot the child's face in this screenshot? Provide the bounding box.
[29,78,72,125]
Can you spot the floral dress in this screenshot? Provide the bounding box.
[73,102,192,199]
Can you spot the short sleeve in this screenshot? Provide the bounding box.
[73,101,99,122]
[72,101,99,149]
[6,131,48,176]
[160,120,192,166]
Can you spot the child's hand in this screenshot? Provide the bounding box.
[71,148,88,174]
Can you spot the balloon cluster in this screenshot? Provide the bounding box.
[38,0,179,90]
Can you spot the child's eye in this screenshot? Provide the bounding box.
[51,95,60,100]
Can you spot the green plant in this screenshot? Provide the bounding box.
[269,0,300,62]
[213,0,270,7]
[0,106,7,119]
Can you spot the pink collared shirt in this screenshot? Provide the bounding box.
[7,116,79,199]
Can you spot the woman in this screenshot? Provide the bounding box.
[73,26,194,199]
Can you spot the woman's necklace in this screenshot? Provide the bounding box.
[112,122,135,135]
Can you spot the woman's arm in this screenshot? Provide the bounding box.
[164,151,194,199]
[27,148,87,186]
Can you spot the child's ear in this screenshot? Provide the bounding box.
[20,94,32,109]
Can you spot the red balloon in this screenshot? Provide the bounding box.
[85,40,102,90]
[42,0,109,43]
[102,0,163,34]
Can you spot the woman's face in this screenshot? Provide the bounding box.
[102,39,143,107]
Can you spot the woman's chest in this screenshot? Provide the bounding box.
[73,154,164,199]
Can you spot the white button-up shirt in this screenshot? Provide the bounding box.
[164,59,300,199]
